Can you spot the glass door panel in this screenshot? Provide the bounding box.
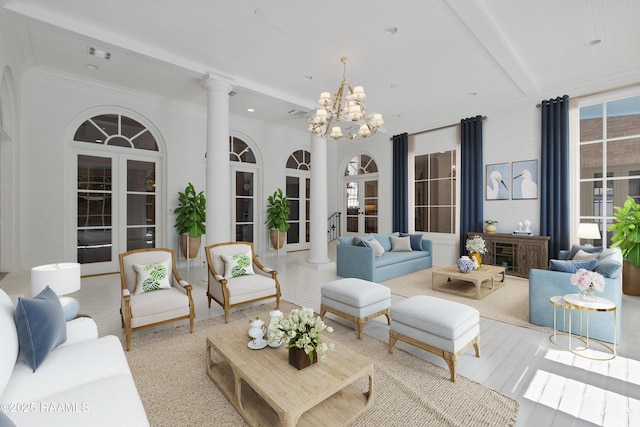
[233,170,254,242]
[126,160,156,250]
[345,181,360,233]
[77,155,113,264]
[285,176,310,250]
[364,180,378,234]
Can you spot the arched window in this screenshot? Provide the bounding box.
[230,136,256,163]
[345,154,378,176]
[74,114,158,151]
[287,149,311,170]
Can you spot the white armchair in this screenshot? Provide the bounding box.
[205,242,281,322]
[119,248,195,351]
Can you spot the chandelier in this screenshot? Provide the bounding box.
[308,57,384,140]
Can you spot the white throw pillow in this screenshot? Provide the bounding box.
[221,251,255,279]
[133,260,172,295]
[572,249,600,260]
[390,236,412,252]
[368,238,385,257]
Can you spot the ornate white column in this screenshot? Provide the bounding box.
[203,73,234,246]
[308,133,330,264]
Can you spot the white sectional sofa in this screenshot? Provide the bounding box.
[0,288,149,426]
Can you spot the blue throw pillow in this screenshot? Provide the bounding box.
[353,236,372,248]
[568,244,602,260]
[0,412,16,427]
[548,258,597,273]
[14,286,67,372]
[399,233,423,251]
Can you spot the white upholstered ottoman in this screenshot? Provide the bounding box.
[389,295,480,382]
[320,278,391,339]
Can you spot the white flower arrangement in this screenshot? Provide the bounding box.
[268,307,335,362]
[465,235,487,254]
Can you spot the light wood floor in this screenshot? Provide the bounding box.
[3,244,639,427]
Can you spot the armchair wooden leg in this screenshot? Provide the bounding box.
[125,329,131,351]
[224,310,229,323]
[207,293,211,309]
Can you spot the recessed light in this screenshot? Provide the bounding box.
[247,108,255,113]
[587,39,602,46]
[86,64,99,71]
[88,46,111,60]
[303,75,313,81]
[383,26,398,35]
[468,92,478,96]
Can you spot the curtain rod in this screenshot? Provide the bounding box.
[408,116,487,137]
[536,82,640,108]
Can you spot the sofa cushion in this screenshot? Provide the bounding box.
[353,236,372,248]
[2,335,133,403]
[374,250,428,267]
[368,238,385,257]
[14,286,67,372]
[372,233,399,252]
[549,258,597,273]
[338,236,355,245]
[593,248,623,278]
[400,233,423,251]
[0,289,19,397]
[568,244,602,260]
[572,249,600,260]
[390,236,412,252]
[133,260,172,294]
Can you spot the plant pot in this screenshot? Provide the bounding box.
[288,347,317,370]
[270,229,286,249]
[179,234,201,259]
[622,260,640,296]
[485,224,497,234]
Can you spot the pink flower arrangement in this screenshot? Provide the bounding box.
[570,268,605,294]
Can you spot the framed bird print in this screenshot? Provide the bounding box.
[486,163,510,200]
[512,160,538,199]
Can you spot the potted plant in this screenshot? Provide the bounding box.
[174,182,206,259]
[266,188,290,249]
[609,195,640,295]
[484,220,498,234]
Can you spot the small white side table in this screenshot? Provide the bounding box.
[562,293,616,360]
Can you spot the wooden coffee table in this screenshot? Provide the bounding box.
[432,264,505,299]
[206,321,374,426]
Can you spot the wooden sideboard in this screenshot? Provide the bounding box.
[467,232,550,278]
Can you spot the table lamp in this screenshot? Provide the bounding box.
[576,223,601,246]
[31,262,81,321]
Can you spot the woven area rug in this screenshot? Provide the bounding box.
[126,301,519,426]
[382,267,552,333]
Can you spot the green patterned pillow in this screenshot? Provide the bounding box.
[133,260,172,295]
[221,251,255,279]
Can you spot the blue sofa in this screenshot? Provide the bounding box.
[529,246,623,344]
[336,233,432,282]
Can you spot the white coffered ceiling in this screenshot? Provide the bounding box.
[2,0,638,135]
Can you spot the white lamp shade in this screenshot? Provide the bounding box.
[31,262,81,297]
[576,223,601,240]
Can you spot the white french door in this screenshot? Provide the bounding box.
[285,174,310,251]
[344,177,378,236]
[76,150,160,275]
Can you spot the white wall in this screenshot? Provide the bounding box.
[16,70,311,271]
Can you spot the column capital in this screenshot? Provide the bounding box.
[202,72,235,93]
